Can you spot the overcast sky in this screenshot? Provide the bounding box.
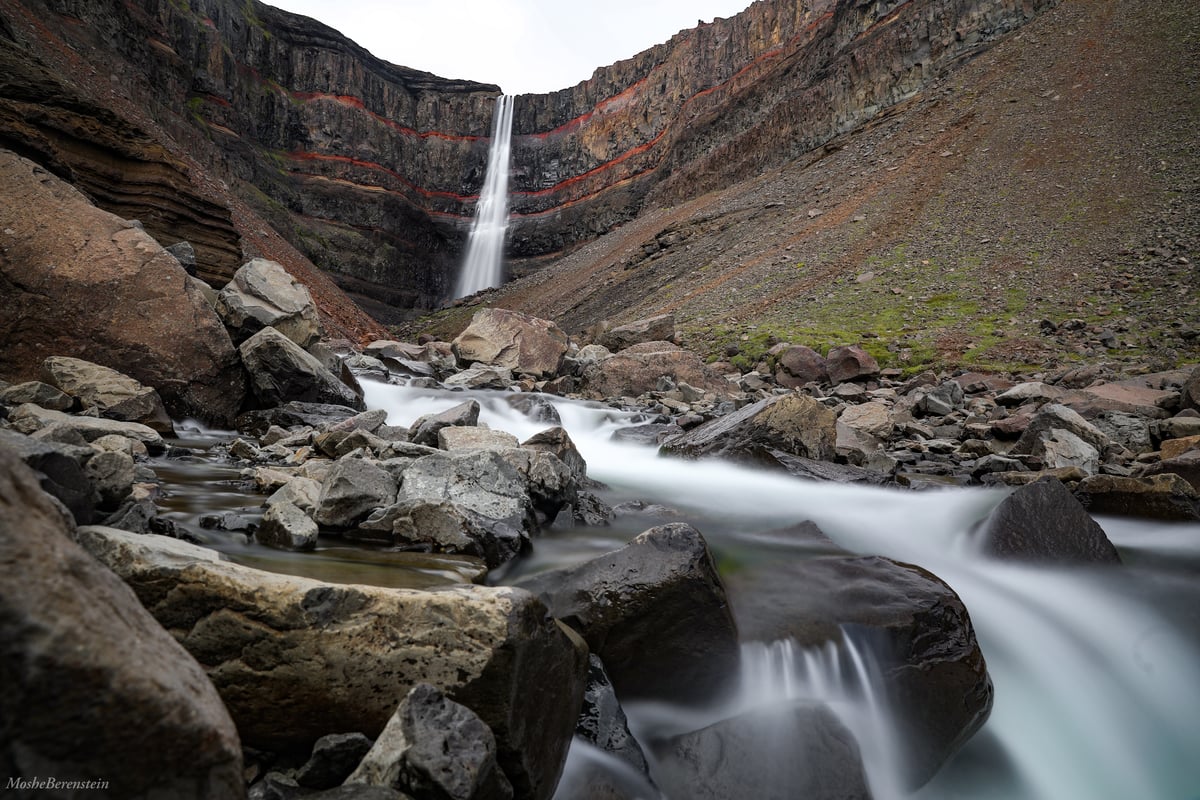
[267,0,754,95]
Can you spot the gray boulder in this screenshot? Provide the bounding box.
[8,403,165,450]
[597,314,675,353]
[408,400,480,447]
[295,733,375,790]
[346,683,513,800]
[358,499,528,568]
[516,523,739,704]
[216,258,323,348]
[0,428,94,523]
[0,452,244,798]
[315,458,398,529]
[41,356,174,433]
[660,392,837,464]
[75,527,588,800]
[0,380,73,411]
[396,451,534,533]
[452,308,569,379]
[240,327,365,411]
[976,477,1120,563]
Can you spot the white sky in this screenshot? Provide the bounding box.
[266,0,754,95]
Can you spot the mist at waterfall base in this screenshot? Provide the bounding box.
[455,95,514,299]
[355,381,1200,800]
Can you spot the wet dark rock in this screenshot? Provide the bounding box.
[609,422,683,445]
[726,550,992,788]
[236,402,360,437]
[1074,474,1200,521]
[0,452,244,798]
[575,656,652,778]
[504,393,562,424]
[652,701,870,800]
[757,448,895,485]
[976,477,1120,563]
[660,393,836,464]
[0,428,94,523]
[347,683,513,800]
[515,523,740,704]
[295,733,375,790]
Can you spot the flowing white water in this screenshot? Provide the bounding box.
[362,380,1200,800]
[455,94,514,298]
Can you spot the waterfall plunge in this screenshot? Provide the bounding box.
[455,94,515,299]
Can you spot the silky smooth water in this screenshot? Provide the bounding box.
[455,94,514,298]
[360,380,1200,800]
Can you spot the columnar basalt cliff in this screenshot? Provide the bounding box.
[0,0,1054,320]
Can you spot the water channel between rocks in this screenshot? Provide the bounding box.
[156,378,1200,800]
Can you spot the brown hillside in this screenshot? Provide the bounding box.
[427,0,1199,376]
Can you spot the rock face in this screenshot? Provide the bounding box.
[75,527,586,800]
[515,523,740,704]
[0,452,245,798]
[0,0,1054,313]
[452,309,570,379]
[660,392,837,464]
[726,553,993,788]
[0,150,245,424]
[976,477,1121,563]
[216,258,323,347]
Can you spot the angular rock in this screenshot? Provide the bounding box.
[237,402,360,436]
[1074,474,1200,521]
[347,683,513,800]
[0,427,95,523]
[364,340,427,361]
[825,344,879,383]
[579,342,734,399]
[216,258,323,348]
[773,344,828,388]
[515,523,739,704]
[1091,411,1153,454]
[75,527,586,800]
[0,452,244,798]
[522,427,587,484]
[295,733,375,790]
[240,327,365,411]
[976,477,1120,563]
[597,314,675,352]
[1010,404,1110,472]
[660,392,836,464]
[576,656,651,777]
[315,458,398,528]
[504,394,562,424]
[0,380,73,411]
[1061,381,1175,419]
[41,356,174,433]
[442,366,515,390]
[452,309,569,379]
[165,240,198,276]
[439,426,520,452]
[839,401,894,440]
[257,500,320,550]
[757,448,896,485]
[1182,366,1200,413]
[1153,416,1200,443]
[9,403,165,450]
[726,551,992,788]
[0,151,245,424]
[359,499,528,569]
[995,382,1064,407]
[397,450,535,532]
[1143,450,1200,492]
[84,448,136,510]
[653,701,870,800]
[918,380,965,417]
[1159,434,1200,461]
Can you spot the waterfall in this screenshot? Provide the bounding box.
[455,94,515,299]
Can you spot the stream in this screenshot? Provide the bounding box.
[157,378,1200,800]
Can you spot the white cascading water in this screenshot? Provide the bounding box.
[454,94,515,298]
[360,380,1200,800]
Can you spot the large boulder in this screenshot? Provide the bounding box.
[0,452,244,798]
[0,428,95,523]
[1144,450,1200,491]
[660,392,837,464]
[452,309,569,379]
[75,527,587,800]
[0,150,245,424]
[240,327,366,411]
[396,450,535,533]
[579,342,735,399]
[8,403,165,450]
[651,701,870,800]
[407,400,480,447]
[515,523,740,704]
[1074,474,1200,521]
[597,314,675,352]
[726,551,992,788]
[347,683,513,800]
[773,344,828,388]
[216,258,323,347]
[825,345,880,383]
[975,477,1120,563]
[41,356,173,433]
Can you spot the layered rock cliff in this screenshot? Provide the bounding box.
[0,0,1055,321]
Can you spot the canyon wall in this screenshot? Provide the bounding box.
[0,0,1054,320]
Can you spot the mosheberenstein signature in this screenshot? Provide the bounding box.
[6,776,110,791]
